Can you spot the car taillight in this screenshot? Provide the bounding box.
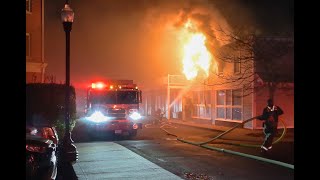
[26,144,46,153]
[42,128,58,145]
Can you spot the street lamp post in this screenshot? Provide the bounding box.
[61,1,78,164]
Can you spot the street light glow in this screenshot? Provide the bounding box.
[61,4,74,22]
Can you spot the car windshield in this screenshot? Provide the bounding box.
[117,91,139,104]
[26,126,39,136]
[26,126,55,140]
[89,90,139,104]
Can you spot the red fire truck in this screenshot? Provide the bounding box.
[83,80,143,138]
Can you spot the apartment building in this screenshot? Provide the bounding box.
[142,36,294,129]
[26,0,47,83]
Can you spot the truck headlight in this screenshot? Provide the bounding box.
[86,111,110,123]
[129,112,141,120]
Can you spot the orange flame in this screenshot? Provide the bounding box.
[180,19,213,80]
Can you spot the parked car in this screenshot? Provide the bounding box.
[26,125,59,180]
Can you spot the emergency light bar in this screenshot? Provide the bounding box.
[91,82,106,89]
[90,81,139,90]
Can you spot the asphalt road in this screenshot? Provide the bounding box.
[71,116,294,180]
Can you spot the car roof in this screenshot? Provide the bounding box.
[26,134,54,145]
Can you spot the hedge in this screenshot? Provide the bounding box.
[26,83,77,138]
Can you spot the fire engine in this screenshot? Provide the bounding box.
[83,80,143,138]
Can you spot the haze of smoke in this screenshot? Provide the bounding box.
[45,0,258,88]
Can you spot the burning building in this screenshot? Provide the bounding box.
[142,18,293,130]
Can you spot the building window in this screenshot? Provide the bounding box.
[204,90,211,105]
[192,90,211,119]
[234,60,240,73]
[234,50,241,74]
[26,0,32,13]
[216,89,242,121]
[217,62,224,74]
[26,33,31,57]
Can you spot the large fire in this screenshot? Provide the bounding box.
[180,19,213,80]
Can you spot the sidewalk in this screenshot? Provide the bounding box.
[72,142,183,180]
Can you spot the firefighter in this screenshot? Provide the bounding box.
[155,108,162,124]
[257,98,284,153]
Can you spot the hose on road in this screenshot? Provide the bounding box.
[160,116,294,170]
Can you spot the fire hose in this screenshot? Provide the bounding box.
[160,116,294,170]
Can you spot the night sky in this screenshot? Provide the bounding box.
[44,0,293,89]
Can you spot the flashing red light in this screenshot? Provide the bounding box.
[92,82,105,89]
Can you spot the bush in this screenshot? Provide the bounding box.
[26,83,77,138]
